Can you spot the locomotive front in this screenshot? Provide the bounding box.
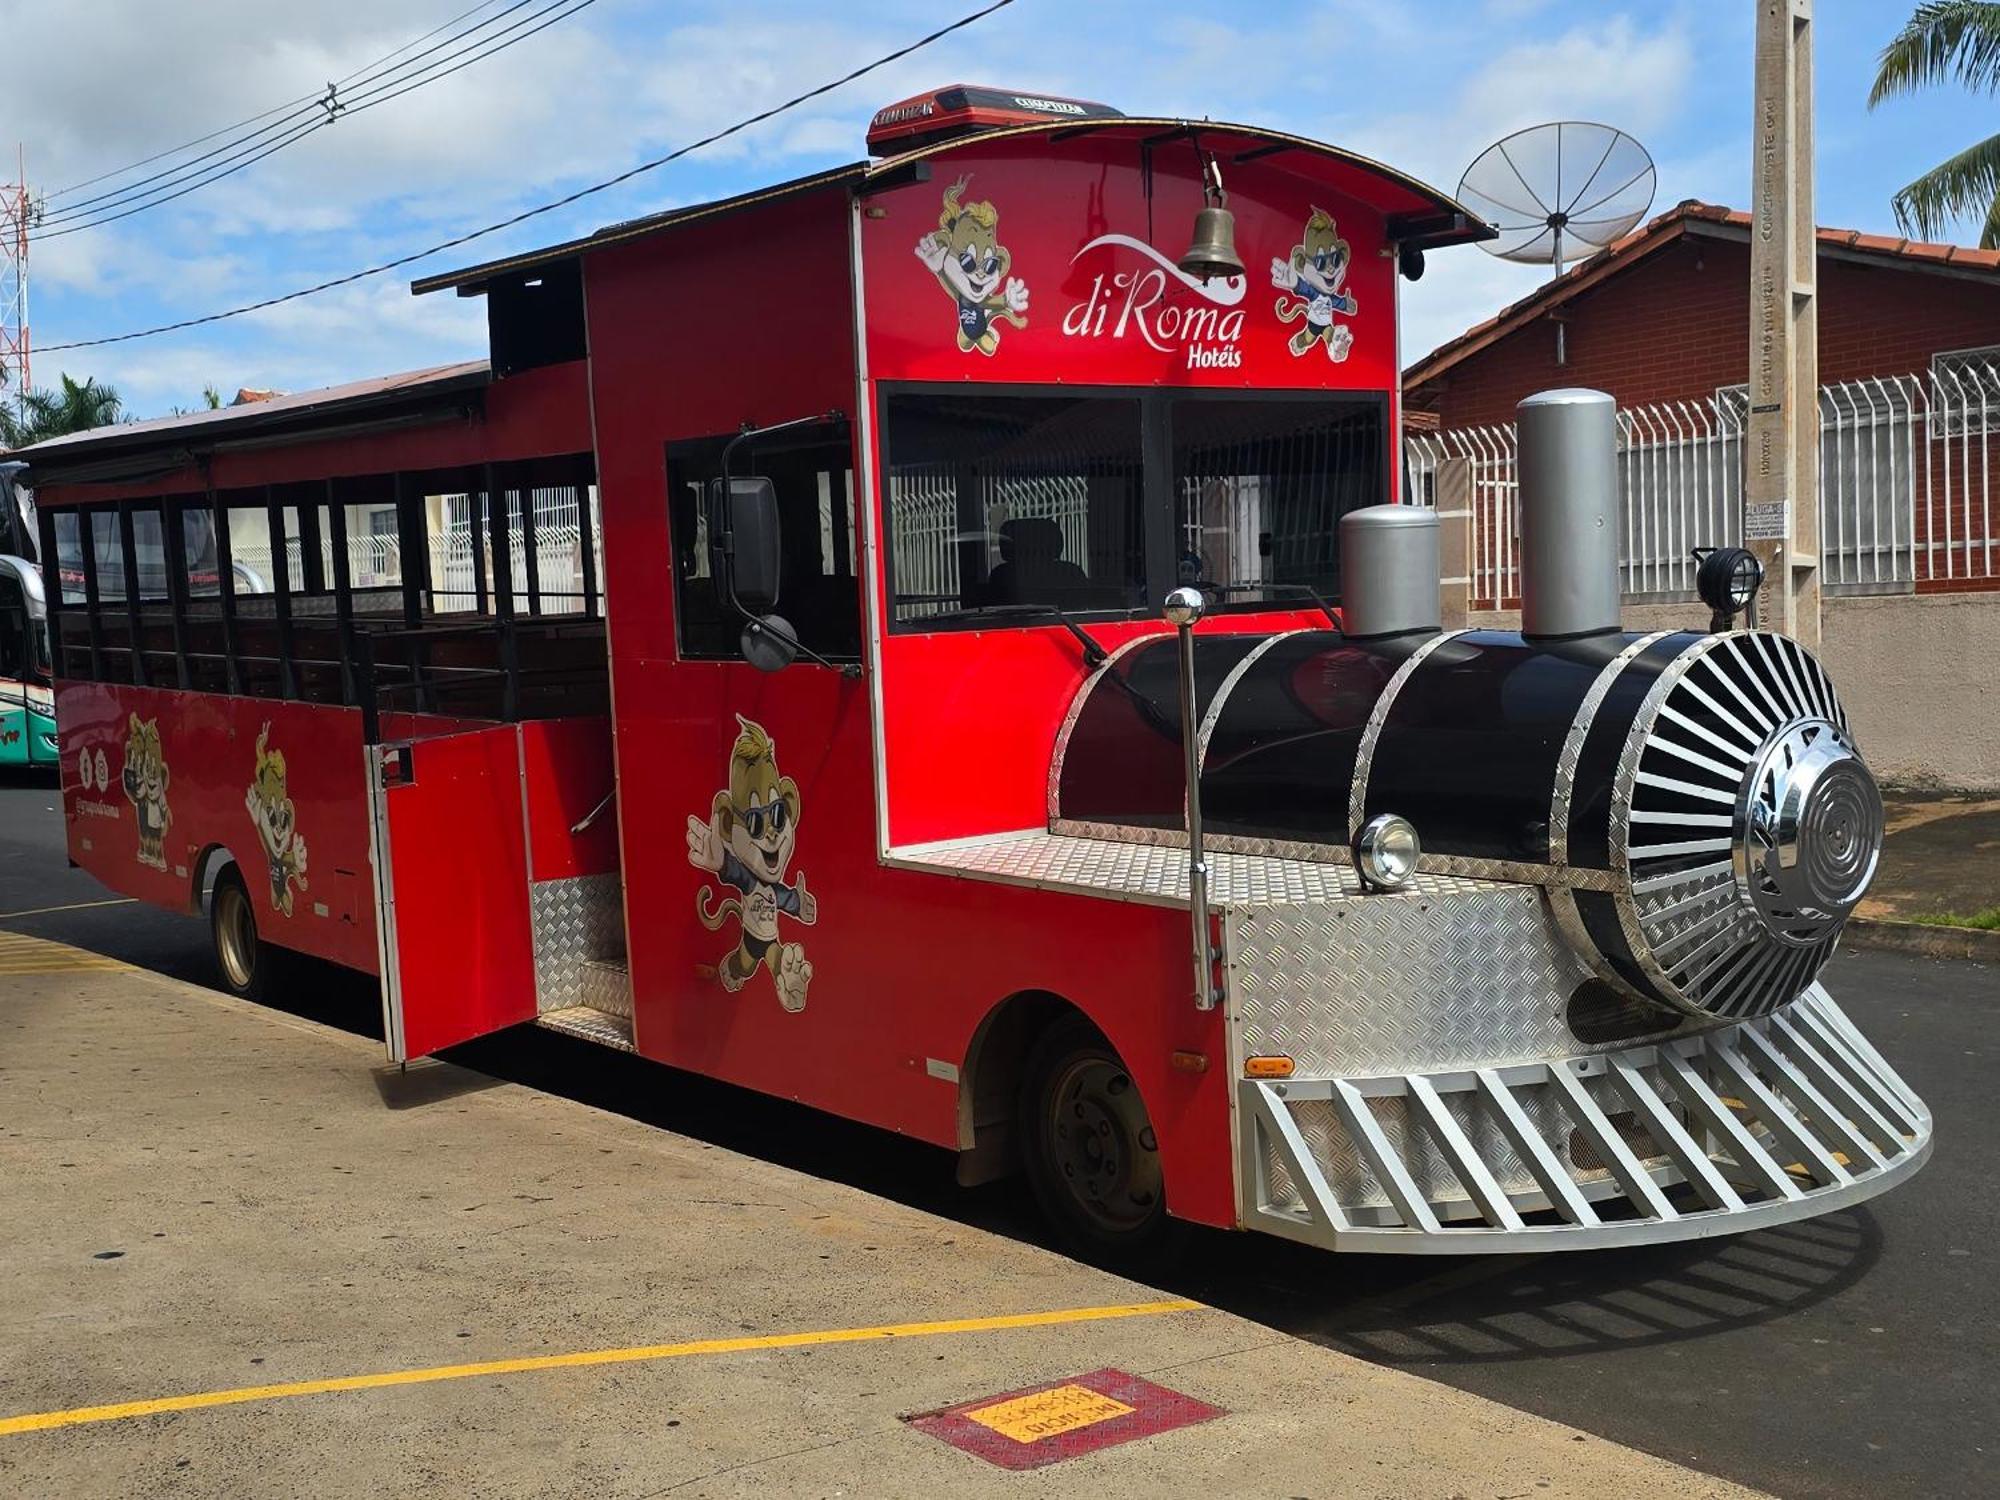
[1050,389,1931,1250]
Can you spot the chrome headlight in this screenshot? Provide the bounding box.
[1354,813,1421,891]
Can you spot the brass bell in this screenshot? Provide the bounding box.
[1179,202,1244,282]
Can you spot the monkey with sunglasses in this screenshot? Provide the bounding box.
[687,716,818,1011]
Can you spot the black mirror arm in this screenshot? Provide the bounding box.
[1054,614,1110,670]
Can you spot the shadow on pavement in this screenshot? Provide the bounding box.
[1166,1209,1878,1366]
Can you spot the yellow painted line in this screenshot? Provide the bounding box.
[0,1299,1203,1438]
[0,897,138,920]
[0,931,130,974]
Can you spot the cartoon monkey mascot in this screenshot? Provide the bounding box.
[686,716,819,1012]
[245,722,309,917]
[1272,207,1358,361]
[119,713,172,872]
[915,175,1029,356]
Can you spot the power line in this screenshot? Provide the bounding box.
[35,0,583,239]
[40,0,1016,353]
[43,0,513,203]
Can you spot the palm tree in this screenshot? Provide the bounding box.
[1872,2,2000,247]
[0,373,126,450]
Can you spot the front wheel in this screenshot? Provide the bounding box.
[209,870,268,1001]
[1018,1016,1174,1263]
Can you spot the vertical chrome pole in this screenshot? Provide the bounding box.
[1164,586,1217,1011]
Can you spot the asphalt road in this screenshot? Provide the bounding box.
[2,769,1992,1500]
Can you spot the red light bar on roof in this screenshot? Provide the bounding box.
[866,84,1124,156]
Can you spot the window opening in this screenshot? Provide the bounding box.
[667,422,859,661]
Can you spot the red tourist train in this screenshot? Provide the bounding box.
[18,89,1930,1256]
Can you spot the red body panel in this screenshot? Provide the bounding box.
[57,681,379,972]
[378,725,538,1058]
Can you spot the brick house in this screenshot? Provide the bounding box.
[1405,199,2000,428]
[1403,199,2000,599]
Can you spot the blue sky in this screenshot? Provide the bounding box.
[9,0,1987,417]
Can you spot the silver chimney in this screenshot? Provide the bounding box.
[1339,504,1440,638]
[1517,388,1622,638]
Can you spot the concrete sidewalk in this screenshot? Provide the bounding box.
[1858,789,2000,923]
[0,937,1754,1499]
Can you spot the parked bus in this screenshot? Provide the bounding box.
[1,464,57,767]
[14,88,1929,1257]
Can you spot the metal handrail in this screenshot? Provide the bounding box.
[1164,586,1218,1012]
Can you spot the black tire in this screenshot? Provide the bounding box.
[209,869,268,1001]
[1017,1015,1177,1265]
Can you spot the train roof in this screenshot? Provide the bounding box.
[11,361,490,486]
[412,118,1490,298]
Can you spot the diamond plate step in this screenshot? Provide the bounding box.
[578,956,631,1019]
[536,1004,635,1052]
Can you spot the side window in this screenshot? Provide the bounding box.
[666,425,859,661]
[0,566,23,678]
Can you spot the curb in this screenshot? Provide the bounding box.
[1846,917,2000,963]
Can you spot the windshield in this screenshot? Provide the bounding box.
[884,391,1145,625]
[882,387,1385,628]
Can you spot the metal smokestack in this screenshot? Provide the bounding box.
[1340,504,1440,638]
[1517,388,1622,638]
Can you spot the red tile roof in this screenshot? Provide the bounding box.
[1404,199,2000,392]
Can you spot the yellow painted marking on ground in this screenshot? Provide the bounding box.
[0,931,130,975]
[964,1383,1135,1444]
[0,1299,1203,1438]
[0,897,138,920]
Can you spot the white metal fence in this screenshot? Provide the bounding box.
[1405,366,2000,607]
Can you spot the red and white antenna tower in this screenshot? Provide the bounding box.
[2,147,38,423]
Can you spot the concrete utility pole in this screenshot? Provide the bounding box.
[1746,0,1820,649]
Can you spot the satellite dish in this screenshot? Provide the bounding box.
[1459,122,1656,277]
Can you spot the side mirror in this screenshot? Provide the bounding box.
[740,613,801,674]
[710,474,782,614]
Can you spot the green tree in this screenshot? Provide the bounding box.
[0,373,126,449]
[1872,2,2000,247]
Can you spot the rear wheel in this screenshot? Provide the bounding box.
[1018,1016,1174,1263]
[210,870,268,1001]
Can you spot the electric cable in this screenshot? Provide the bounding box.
[35,1,584,239]
[37,2,547,229]
[40,0,1015,353]
[43,0,516,203]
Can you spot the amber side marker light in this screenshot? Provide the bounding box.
[1244,1056,1295,1079]
[1169,1051,1209,1075]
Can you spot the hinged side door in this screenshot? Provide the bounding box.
[368,726,538,1061]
